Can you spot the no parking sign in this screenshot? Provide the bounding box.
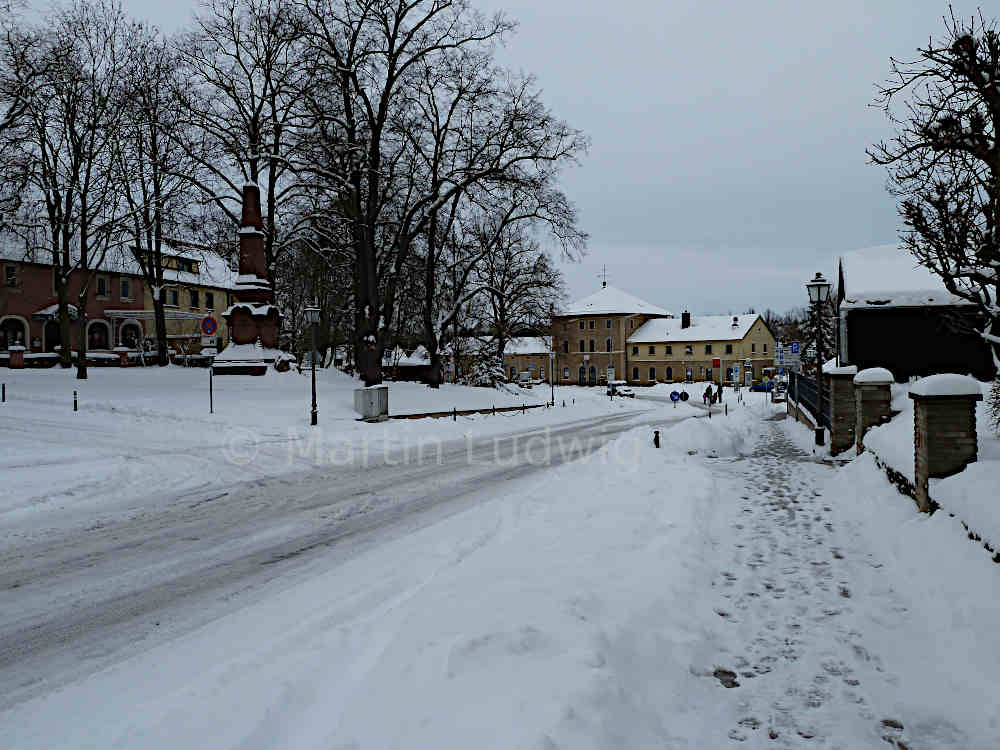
[201,316,218,337]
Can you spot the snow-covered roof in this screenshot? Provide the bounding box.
[839,245,967,310]
[627,313,760,343]
[0,232,237,290]
[383,345,431,368]
[504,336,551,355]
[560,285,671,317]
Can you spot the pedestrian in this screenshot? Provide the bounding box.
[717,383,723,403]
[703,385,712,405]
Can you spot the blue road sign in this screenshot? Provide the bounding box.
[778,368,784,375]
[670,391,680,403]
[790,341,800,354]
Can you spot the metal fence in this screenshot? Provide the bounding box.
[788,370,831,429]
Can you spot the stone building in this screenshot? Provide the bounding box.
[626,312,776,385]
[551,284,672,386]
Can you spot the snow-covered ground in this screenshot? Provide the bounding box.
[5,391,996,748]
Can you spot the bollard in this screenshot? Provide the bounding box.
[653,430,660,448]
[522,403,525,415]
[1,383,4,403]
[73,390,78,412]
[453,407,457,422]
[562,399,566,407]
[209,368,214,414]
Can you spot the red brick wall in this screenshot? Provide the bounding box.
[0,261,146,351]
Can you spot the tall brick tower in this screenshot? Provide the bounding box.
[212,183,285,375]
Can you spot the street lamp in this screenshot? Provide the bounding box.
[303,302,321,426]
[805,272,832,446]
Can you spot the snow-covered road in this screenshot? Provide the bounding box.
[0,407,675,712]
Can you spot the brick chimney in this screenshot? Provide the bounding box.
[681,310,691,329]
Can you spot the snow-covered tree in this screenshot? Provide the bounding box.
[800,300,836,370]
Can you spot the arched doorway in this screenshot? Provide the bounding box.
[0,316,28,350]
[43,320,61,352]
[119,320,142,349]
[666,366,673,382]
[87,320,111,350]
[588,366,596,385]
[578,365,586,385]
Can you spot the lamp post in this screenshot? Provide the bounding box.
[303,303,321,426]
[805,272,832,446]
[549,350,555,406]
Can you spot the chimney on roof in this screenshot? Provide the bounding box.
[732,316,739,327]
[681,310,691,329]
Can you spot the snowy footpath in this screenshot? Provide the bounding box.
[2,397,999,748]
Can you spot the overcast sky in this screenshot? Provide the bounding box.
[117,0,980,314]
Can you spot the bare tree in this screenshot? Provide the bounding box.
[5,0,139,376]
[173,0,312,281]
[869,9,1000,375]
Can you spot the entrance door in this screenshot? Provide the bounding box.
[588,366,596,385]
[43,320,61,352]
[578,366,586,385]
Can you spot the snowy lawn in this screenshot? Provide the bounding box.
[0,368,652,545]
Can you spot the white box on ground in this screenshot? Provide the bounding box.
[354,385,389,419]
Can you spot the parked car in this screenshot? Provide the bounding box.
[749,380,775,392]
[606,380,635,397]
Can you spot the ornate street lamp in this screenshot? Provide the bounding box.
[303,302,321,426]
[805,272,831,446]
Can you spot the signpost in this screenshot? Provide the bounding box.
[670,390,680,408]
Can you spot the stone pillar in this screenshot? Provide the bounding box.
[114,346,130,367]
[824,367,857,455]
[8,345,25,369]
[853,367,893,455]
[910,374,984,513]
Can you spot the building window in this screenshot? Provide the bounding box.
[579,320,585,330]
[648,345,655,355]
[649,367,656,381]
[685,344,693,355]
[96,276,109,298]
[632,367,639,381]
[589,320,595,329]
[606,338,612,352]
[206,292,215,310]
[666,345,672,354]
[606,320,611,328]
[563,367,569,379]
[579,340,585,352]
[752,343,756,353]
[562,340,568,353]
[632,345,638,355]
[190,289,200,309]
[705,344,712,354]
[4,264,16,287]
[166,288,179,307]
[589,339,595,352]
[630,320,634,328]
[177,258,196,274]
[120,278,132,300]
[666,366,673,381]
[725,343,733,354]
[763,343,768,353]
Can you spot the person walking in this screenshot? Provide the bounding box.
[716,383,723,403]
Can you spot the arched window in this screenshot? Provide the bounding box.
[87,320,110,350]
[0,316,27,350]
[120,321,142,348]
[605,338,611,352]
[588,366,596,384]
[578,365,586,385]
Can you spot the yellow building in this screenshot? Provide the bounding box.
[502,337,552,382]
[626,312,776,385]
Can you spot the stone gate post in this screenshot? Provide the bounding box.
[909,374,984,513]
[825,365,858,456]
[854,367,893,455]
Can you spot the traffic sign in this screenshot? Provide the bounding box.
[790,341,800,354]
[201,316,218,336]
[712,358,721,368]
[670,391,680,403]
[680,391,689,402]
